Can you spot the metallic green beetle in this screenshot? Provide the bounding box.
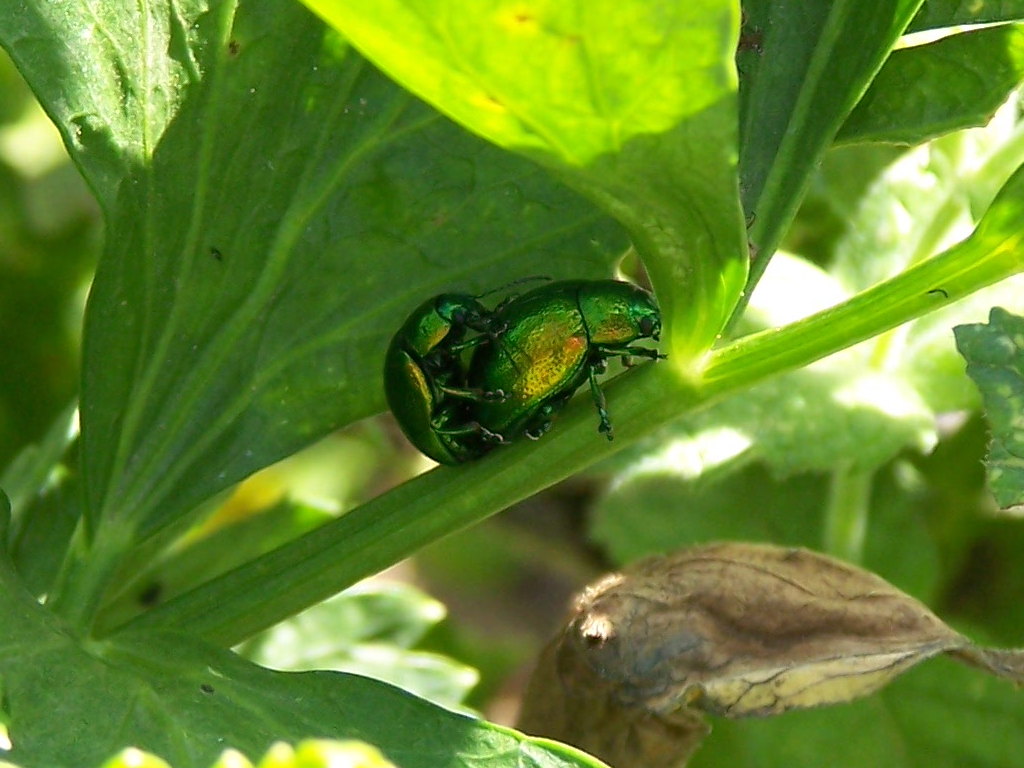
[383,293,505,464]
[468,280,663,444]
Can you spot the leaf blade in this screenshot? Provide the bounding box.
[300,0,749,358]
[954,307,1024,509]
[737,0,923,313]
[838,25,1024,146]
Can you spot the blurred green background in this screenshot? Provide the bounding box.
[0,49,98,469]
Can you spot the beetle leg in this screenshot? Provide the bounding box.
[477,424,507,444]
[523,408,553,440]
[587,364,613,440]
[478,387,507,402]
[594,344,666,361]
[630,345,667,361]
[525,420,551,440]
[433,418,506,444]
[465,315,508,341]
[446,334,489,354]
[522,399,567,440]
[438,383,507,402]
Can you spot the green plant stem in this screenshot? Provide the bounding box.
[702,221,1021,389]
[823,464,873,563]
[107,370,696,644]
[116,218,1023,647]
[47,519,133,633]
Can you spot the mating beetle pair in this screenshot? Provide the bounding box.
[384,280,664,465]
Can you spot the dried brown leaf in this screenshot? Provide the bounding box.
[518,542,1024,768]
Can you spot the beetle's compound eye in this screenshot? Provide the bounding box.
[447,302,487,331]
[639,314,659,340]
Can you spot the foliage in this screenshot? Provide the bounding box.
[956,308,1024,509]
[1,1,1023,767]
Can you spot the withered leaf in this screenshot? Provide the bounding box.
[518,542,1024,768]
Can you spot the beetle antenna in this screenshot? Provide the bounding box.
[475,274,551,299]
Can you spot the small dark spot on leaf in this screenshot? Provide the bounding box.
[228,40,240,56]
[738,29,763,54]
[738,8,764,54]
[210,247,223,262]
[928,288,949,299]
[138,582,162,606]
[514,12,533,23]
[200,684,215,694]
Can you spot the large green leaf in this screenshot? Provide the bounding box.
[1,0,628,622]
[299,0,749,358]
[80,7,624,538]
[838,25,1024,146]
[908,0,1024,32]
[0,550,603,768]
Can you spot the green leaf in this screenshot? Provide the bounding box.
[737,0,923,307]
[0,2,202,207]
[954,308,1024,508]
[838,25,1024,146]
[0,105,93,472]
[2,0,628,623]
[908,0,1024,32]
[940,515,1024,644]
[0,402,76,531]
[829,117,1021,290]
[78,11,621,540]
[1,404,79,596]
[299,0,749,358]
[8,467,81,598]
[0,558,604,768]
[687,656,1024,768]
[699,364,936,470]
